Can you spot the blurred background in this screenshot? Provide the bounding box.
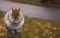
[0,0,60,38]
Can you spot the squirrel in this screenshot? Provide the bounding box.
[4,8,24,33]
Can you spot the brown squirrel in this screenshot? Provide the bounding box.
[4,8,24,38]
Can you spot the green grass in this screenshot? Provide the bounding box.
[0,11,60,38]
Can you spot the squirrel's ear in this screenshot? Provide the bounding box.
[19,8,20,11]
[17,8,20,11]
[12,8,15,10]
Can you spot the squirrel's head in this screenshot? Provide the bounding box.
[12,8,20,20]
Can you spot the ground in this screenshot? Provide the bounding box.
[0,11,60,38]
